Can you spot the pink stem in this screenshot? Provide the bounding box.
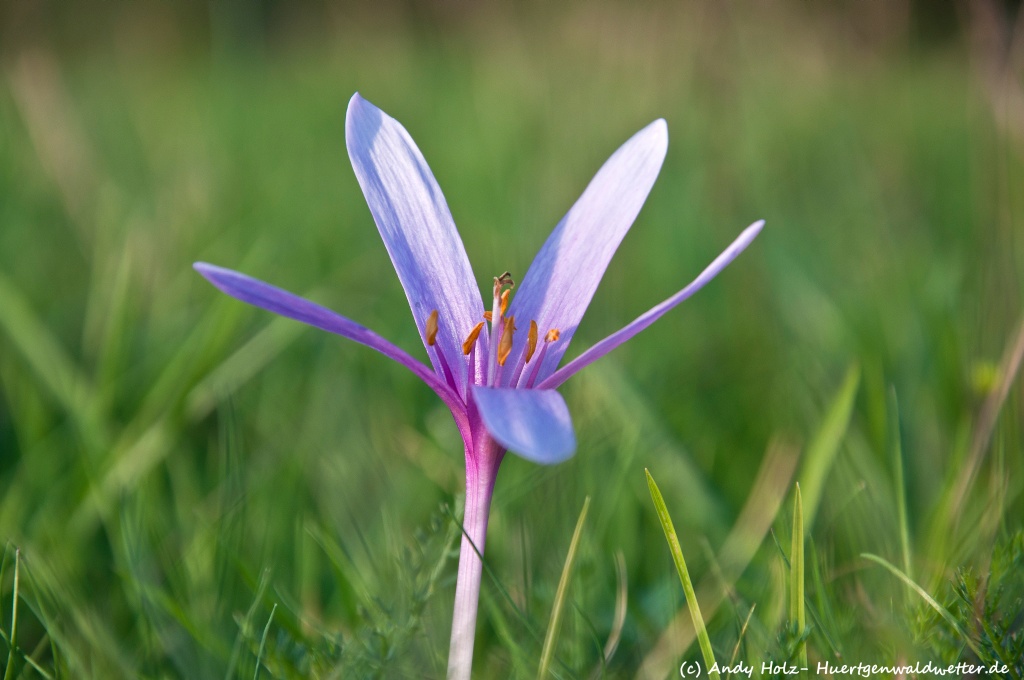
[447,436,502,680]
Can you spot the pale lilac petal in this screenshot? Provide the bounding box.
[471,386,576,464]
[504,119,668,385]
[194,262,465,415]
[538,220,765,390]
[346,94,486,387]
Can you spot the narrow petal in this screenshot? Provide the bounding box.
[538,220,765,390]
[346,94,485,386]
[505,119,668,385]
[471,386,576,465]
[194,262,465,415]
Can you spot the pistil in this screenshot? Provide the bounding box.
[487,272,514,386]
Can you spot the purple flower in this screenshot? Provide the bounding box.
[194,93,762,678]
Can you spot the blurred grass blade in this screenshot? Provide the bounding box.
[90,246,133,409]
[443,504,539,639]
[603,551,628,663]
[537,496,590,680]
[728,604,755,668]
[186,315,306,420]
[587,550,628,680]
[225,568,271,680]
[482,594,530,678]
[0,272,104,449]
[861,553,984,659]
[23,634,54,680]
[943,317,1024,535]
[132,293,243,429]
[253,602,276,680]
[2,549,20,680]
[789,484,806,669]
[584,365,731,535]
[807,539,842,657]
[645,469,719,680]
[800,365,860,529]
[8,50,99,246]
[0,544,7,633]
[888,387,913,579]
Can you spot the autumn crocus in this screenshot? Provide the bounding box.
[195,93,763,679]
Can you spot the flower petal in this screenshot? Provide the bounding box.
[346,93,485,387]
[194,262,465,415]
[538,220,765,390]
[471,386,576,465]
[505,119,668,385]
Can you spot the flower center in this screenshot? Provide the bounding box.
[427,272,562,396]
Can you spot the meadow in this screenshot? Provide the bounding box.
[0,3,1022,678]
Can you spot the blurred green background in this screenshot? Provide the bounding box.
[1,2,1022,678]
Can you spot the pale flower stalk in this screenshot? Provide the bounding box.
[195,93,763,679]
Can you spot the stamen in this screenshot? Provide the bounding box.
[425,310,439,346]
[483,311,493,322]
[497,316,516,366]
[521,327,561,388]
[462,321,485,355]
[525,320,538,363]
[500,289,511,317]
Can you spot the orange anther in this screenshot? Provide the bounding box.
[425,310,439,346]
[545,328,561,343]
[497,316,516,366]
[462,321,486,355]
[525,320,538,363]
[500,289,511,316]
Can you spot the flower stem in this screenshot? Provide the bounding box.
[447,454,498,680]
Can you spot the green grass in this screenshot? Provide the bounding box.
[1,3,1023,678]
[645,469,718,680]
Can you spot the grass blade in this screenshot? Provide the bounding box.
[0,273,104,450]
[442,504,540,641]
[728,604,756,668]
[789,484,806,669]
[888,387,913,579]
[2,549,21,680]
[800,365,860,529]
[185,315,306,420]
[587,550,629,680]
[861,553,984,659]
[225,569,272,680]
[253,603,277,680]
[537,496,590,680]
[645,469,719,680]
[936,317,1024,554]
[603,550,628,664]
[640,439,799,679]
[807,538,842,658]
